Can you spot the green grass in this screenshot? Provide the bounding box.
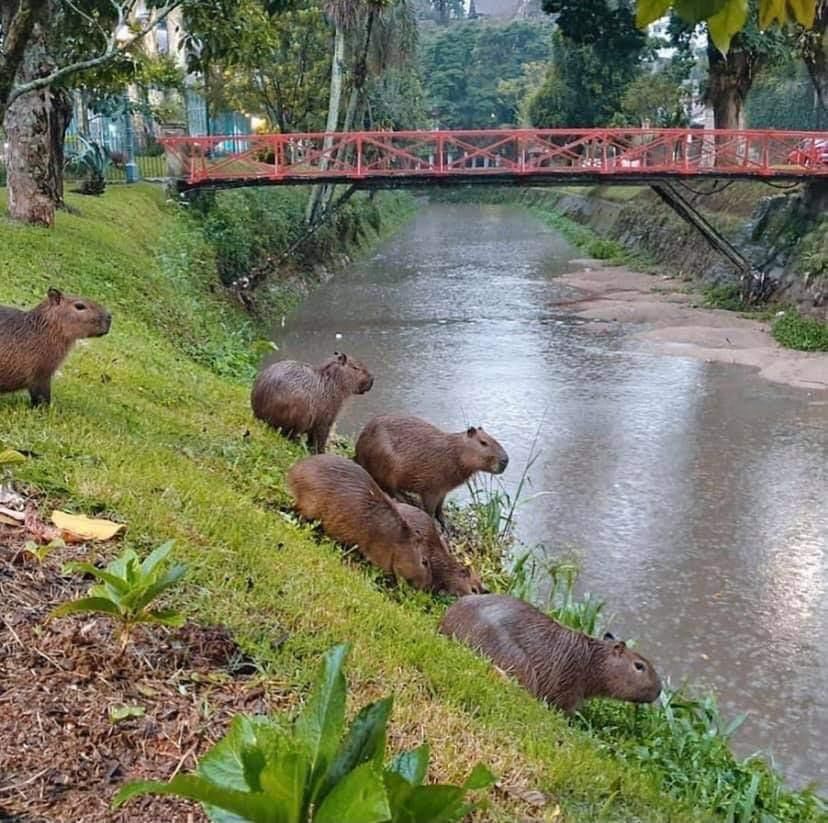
[0,185,823,822]
[771,310,828,351]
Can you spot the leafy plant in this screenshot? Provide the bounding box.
[772,310,828,352]
[113,644,494,822]
[51,541,187,651]
[23,537,66,564]
[65,137,111,195]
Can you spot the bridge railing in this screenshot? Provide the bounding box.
[158,128,828,186]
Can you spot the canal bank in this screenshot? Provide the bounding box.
[0,186,824,820]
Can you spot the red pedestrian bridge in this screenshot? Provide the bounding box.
[160,127,828,191]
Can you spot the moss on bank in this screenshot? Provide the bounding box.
[0,185,823,821]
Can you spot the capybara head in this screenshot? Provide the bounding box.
[442,559,486,597]
[40,288,112,339]
[324,352,374,395]
[464,426,508,475]
[392,522,432,590]
[600,639,662,704]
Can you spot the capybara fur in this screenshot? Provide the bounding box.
[397,502,484,596]
[355,415,509,526]
[287,455,431,589]
[439,594,662,713]
[0,288,112,407]
[252,352,373,453]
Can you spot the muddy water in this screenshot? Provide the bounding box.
[272,203,828,788]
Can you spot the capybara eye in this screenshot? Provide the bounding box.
[634,661,646,672]
[480,440,489,446]
[74,302,86,311]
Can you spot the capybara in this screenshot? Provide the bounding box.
[355,415,509,526]
[287,454,431,589]
[0,288,112,406]
[252,353,373,453]
[397,502,485,596]
[439,594,662,713]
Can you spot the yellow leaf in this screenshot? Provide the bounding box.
[787,0,816,27]
[636,0,672,27]
[0,449,26,466]
[708,0,749,53]
[759,0,787,27]
[51,510,126,541]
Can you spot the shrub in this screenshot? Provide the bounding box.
[771,310,828,352]
[65,137,111,196]
[113,644,494,821]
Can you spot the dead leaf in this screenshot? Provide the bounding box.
[51,510,125,542]
[496,783,550,808]
[24,505,61,543]
[0,513,22,527]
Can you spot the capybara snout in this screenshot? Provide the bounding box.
[467,426,508,474]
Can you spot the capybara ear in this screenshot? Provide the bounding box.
[466,426,477,437]
[612,641,627,656]
[47,288,63,304]
[335,351,347,365]
[603,632,616,641]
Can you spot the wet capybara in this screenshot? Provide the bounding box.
[355,415,509,526]
[251,353,373,453]
[397,502,484,597]
[287,454,431,589]
[439,594,662,713]
[0,288,112,407]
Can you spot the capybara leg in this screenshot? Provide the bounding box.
[434,497,448,529]
[29,379,51,407]
[309,424,331,454]
[421,492,446,527]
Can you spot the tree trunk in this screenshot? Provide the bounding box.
[3,16,57,227]
[802,1,827,130]
[306,25,346,224]
[48,86,73,210]
[706,35,753,167]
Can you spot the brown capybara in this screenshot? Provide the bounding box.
[439,594,662,713]
[396,502,484,597]
[0,288,112,407]
[287,454,431,589]
[355,415,509,526]
[252,353,373,453]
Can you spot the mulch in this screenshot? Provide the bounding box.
[0,525,292,823]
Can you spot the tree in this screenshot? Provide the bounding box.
[796,0,827,127]
[619,72,687,126]
[0,0,181,226]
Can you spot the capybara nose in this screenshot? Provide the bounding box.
[497,456,509,473]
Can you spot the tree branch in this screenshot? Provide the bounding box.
[5,0,181,108]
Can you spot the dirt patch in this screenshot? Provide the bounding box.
[556,265,828,392]
[0,526,291,823]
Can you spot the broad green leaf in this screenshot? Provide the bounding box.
[62,561,132,594]
[707,0,748,53]
[788,0,816,26]
[258,749,308,823]
[389,744,429,786]
[462,763,496,791]
[758,0,787,27]
[635,0,672,26]
[108,548,140,581]
[141,540,176,577]
[384,771,415,819]
[112,775,279,822]
[313,762,391,823]
[673,0,728,22]
[294,644,348,804]
[321,697,393,802]
[124,563,188,612]
[199,715,266,792]
[141,608,186,627]
[109,704,146,723]
[391,784,467,823]
[51,596,124,620]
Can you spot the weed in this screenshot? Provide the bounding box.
[702,283,747,311]
[52,541,187,652]
[771,310,828,352]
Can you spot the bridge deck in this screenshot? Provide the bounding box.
[159,128,828,190]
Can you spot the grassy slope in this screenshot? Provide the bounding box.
[0,185,709,822]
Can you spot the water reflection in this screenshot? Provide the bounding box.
[273,203,828,787]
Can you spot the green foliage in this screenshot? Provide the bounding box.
[771,310,828,351]
[113,644,495,821]
[52,541,187,651]
[619,72,688,126]
[65,137,111,196]
[419,20,555,128]
[23,538,66,564]
[702,282,746,311]
[746,56,822,129]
